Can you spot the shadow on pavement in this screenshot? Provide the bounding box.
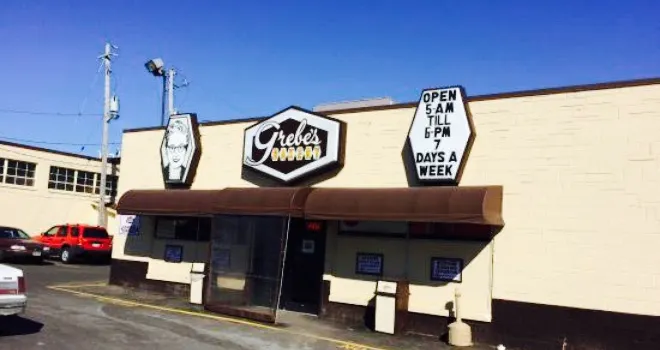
[0,315,44,336]
[43,259,110,267]
[9,260,55,266]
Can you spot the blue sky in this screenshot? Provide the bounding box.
[0,0,658,157]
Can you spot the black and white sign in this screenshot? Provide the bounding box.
[407,86,475,184]
[430,257,463,282]
[119,215,140,236]
[243,106,344,184]
[355,252,384,276]
[160,113,201,187]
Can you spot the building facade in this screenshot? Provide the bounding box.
[0,141,120,235]
[109,78,660,350]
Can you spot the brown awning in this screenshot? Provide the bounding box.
[304,186,504,226]
[116,187,313,217]
[211,187,312,217]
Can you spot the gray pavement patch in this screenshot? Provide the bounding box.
[49,282,481,350]
[48,284,391,350]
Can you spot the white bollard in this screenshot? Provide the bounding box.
[448,287,473,347]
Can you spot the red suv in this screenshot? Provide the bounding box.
[34,224,112,264]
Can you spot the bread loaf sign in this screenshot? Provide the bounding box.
[407,86,475,185]
[243,106,344,184]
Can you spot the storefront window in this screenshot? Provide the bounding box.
[206,215,286,321]
[154,216,211,241]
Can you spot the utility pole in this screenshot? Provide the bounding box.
[98,42,118,228]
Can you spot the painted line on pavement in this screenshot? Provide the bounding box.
[49,282,108,288]
[47,284,387,350]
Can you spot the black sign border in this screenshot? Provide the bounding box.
[242,105,346,186]
[429,257,463,283]
[355,252,384,277]
[406,85,476,186]
[159,113,203,189]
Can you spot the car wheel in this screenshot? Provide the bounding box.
[61,247,72,264]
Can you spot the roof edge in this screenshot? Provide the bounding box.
[0,140,121,163]
[123,76,660,134]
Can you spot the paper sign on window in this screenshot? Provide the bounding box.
[430,257,463,283]
[164,244,183,263]
[302,239,315,254]
[119,215,140,236]
[355,252,383,276]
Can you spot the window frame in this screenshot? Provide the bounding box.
[95,174,119,197]
[48,166,76,192]
[56,226,68,237]
[0,157,5,183]
[2,158,36,187]
[43,226,61,237]
[75,170,97,194]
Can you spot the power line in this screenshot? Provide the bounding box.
[0,108,101,117]
[78,60,105,116]
[0,136,120,146]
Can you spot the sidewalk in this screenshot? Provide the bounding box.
[49,282,495,350]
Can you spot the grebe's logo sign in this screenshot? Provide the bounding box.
[243,106,343,184]
[407,86,475,184]
[160,113,201,187]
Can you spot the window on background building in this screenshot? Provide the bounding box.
[48,166,75,191]
[94,174,119,197]
[4,159,36,186]
[75,171,96,194]
[0,158,5,183]
[154,216,212,241]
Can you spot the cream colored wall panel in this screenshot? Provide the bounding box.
[406,240,492,322]
[146,239,209,284]
[462,85,660,316]
[147,260,194,284]
[114,83,660,317]
[327,277,377,306]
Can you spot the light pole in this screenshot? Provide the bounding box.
[145,58,185,126]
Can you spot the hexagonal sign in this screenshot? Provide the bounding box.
[407,86,475,185]
[243,106,345,184]
[160,113,201,187]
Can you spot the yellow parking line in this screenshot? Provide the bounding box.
[48,285,388,350]
[48,282,108,288]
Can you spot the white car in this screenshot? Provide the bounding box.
[0,264,27,316]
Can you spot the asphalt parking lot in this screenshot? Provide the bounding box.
[0,261,392,350]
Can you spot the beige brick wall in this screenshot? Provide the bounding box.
[462,85,660,317]
[114,83,660,318]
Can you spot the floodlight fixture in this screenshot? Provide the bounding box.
[145,58,165,76]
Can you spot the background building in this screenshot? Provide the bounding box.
[0,140,120,235]
[110,78,660,350]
